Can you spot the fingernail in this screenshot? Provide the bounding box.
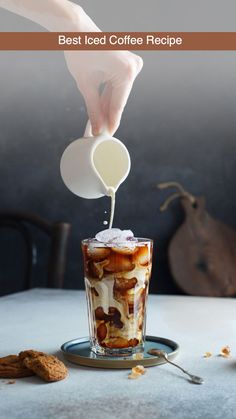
[93,120,107,136]
[92,125,101,136]
[93,129,100,136]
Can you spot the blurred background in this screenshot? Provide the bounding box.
[0,0,236,296]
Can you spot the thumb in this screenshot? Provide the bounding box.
[78,83,103,136]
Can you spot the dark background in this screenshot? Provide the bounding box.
[1,1,236,296]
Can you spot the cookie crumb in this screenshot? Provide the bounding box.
[132,353,144,361]
[203,351,212,358]
[128,365,146,379]
[7,380,16,385]
[219,346,231,358]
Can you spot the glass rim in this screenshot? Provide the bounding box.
[82,237,153,246]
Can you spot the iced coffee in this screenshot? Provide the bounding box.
[82,229,153,356]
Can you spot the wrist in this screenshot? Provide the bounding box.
[42,1,82,32]
[46,1,100,32]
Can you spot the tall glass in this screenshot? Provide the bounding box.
[82,238,153,356]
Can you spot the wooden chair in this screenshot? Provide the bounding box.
[0,211,71,292]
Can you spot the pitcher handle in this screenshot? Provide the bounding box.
[84,120,92,137]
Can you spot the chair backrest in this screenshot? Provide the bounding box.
[0,211,71,292]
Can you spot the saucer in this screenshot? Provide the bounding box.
[61,335,179,369]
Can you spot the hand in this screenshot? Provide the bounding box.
[0,1,143,136]
[64,4,143,136]
[65,49,143,136]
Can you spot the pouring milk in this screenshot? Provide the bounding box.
[60,120,130,227]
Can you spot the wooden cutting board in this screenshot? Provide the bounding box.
[158,182,236,297]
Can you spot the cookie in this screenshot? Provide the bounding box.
[21,352,68,382]
[19,350,45,360]
[0,355,18,364]
[0,355,34,378]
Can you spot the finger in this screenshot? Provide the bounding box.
[100,83,112,121]
[78,82,104,136]
[108,80,134,135]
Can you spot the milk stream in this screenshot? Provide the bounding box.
[107,187,116,229]
[92,139,129,230]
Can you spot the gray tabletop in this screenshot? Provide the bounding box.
[0,289,235,419]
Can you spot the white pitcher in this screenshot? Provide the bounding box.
[60,121,131,199]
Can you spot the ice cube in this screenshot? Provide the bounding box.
[95,228,121,243]
[95,228,135,244]
[112,230,134,243]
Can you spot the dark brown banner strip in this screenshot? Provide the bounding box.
[1,32,236,50]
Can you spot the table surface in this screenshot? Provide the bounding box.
[0,289,236,419]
